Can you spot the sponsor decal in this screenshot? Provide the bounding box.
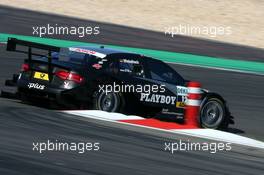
[63,81,70,88]
[34,72,49,81]
[120,69,132,73]
[92,64,102,69]
[140,93,177,105]
[120,59,139,64]
[176,101,185,108]
[69,47,106,58]
[28,83,45,90]
[176,86,188,95]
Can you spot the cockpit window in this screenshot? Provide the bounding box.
[119,58,145,77]
[148,59,184,84]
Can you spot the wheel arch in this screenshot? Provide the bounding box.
[200,92,226,107]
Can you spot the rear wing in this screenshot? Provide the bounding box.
[7,37,60,52]
[6,37,61,81]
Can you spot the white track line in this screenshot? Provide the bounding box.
[63,110,264,149]
[171,129,264,149]
[64,110,145,120]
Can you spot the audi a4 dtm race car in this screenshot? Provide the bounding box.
[1,38,234,129]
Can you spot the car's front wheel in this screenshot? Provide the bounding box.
[200,98,228,129]
[93,90,125,112]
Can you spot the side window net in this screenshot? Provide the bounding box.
[119,59,145,77]
[132,64,144,77]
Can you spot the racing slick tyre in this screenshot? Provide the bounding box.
[200,97,229,129]
[93,89,125,113]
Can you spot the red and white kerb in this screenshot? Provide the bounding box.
[184,81,202,127]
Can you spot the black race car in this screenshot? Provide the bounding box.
[2,38,234,129]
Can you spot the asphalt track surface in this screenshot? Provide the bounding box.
[0,5,264,175]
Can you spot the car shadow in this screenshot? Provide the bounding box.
[225,127,245,134]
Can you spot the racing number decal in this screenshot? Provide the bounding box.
[176,86,188,108]
[176,95,187,108]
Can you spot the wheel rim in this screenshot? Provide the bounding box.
[201,100,223,128]
[98,92,119,112]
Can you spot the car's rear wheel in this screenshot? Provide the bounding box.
[200,98,228,129]
[93,90,125,112]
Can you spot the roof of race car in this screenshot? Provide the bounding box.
[69,45,133,58]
